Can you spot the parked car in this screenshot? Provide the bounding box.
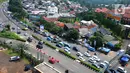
[78,56,85,61]
[17,31,21,34]
[56,42,64,48]
[99,62,107,68]
[109,69,119,73]
[92,63,100,69]
[24,33,28,36]
[47,36,53,41]
[10,56,20,61]
[43,32,49,37]
[117,67,127,73]
[76,52,83,57]
[64,47,70,51]
[51,38,61,43]
[84,52,91,57]
[63,42,71,48]
[88,47,95,52]
[88,58,96,64]
[64,49,71,54]
[92,56,100,62]
[72,46,79,52]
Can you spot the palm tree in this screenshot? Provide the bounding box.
[17,43,28,58]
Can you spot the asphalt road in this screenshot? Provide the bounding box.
[0,2,96,73]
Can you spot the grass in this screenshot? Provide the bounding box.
[0,31,26,42]
[3,49,30,64]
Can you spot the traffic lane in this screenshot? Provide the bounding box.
[41,44,96,73]
[28,39,96,73]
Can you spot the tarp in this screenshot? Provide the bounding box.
[121,56,129,62]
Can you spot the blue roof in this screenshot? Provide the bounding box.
[121,56,129,62]
[107,42,115,48]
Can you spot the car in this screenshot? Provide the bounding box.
[99,62,107,68]
[117,67,127,73]
[63,42,71,48]
[104,60,109,65]
[12,27,15,30]
[87,47,95,52]
[84,52,91,57]
[24,33,28,36]
[17,31,21,34]
[43,32,49,37]
[10,56,20,61]
[51,38,61,43]
[78,56,85,61]
[64,49,71,54]
[56,42,64,48]
[17,27,20,30]
[48,57,59,64]
[64,47,70,51]
[92,56,100,62]
[92,63,100,69]
[88,58,96,64]
[22,27,28,31]
[76,52,83,57]
[109,69,119,73]
[47,36,53,41]
[27,37,32,42]
[72,46,79,52]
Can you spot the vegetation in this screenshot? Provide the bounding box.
[8,0,27,19]
[0,31,26,42]
[64,28,79,41]
[32,34,41,41]
[0,0,6,3]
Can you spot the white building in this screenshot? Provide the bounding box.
[48,6,58,14]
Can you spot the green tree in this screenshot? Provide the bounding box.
[16,43,28,58]
[50,26,63,35]
[64,28,79,41]
[5,24,11,31]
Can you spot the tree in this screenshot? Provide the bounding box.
[5,24,11,31]
[64,28,79,41]
[50,26,63,35]
[16,43,28,58]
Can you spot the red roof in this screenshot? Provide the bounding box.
[56,22,65,27]
[123,13,130,18]
[95,8,109,13]
[43,16,58,22]
[69,11,75,14]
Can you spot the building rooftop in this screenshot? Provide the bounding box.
[34,62,61,73]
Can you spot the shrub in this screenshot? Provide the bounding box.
[80,61,100,72]
[32,35,41,41]
[114,43,121,51]
[59,49,76,60]
[44,41,56,50]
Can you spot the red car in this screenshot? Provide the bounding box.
[48,57,59,64]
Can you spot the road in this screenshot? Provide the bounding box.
[0,2,96,73]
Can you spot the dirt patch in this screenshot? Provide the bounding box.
[0,51,32,73]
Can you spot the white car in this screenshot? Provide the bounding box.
[24,33,28,36]
[78,56,85,61]
[64,49,71,54]
[76,52,83,57]
[84,52,91,57]
[99,62,107,68]
[117,67,127,73]
[88,58,96,64]
[92,56,100,62]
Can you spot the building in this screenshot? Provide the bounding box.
[34,62,61,73]
[121,8,130,25]
[48,6,58,15]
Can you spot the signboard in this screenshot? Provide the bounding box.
[40,25,44,32]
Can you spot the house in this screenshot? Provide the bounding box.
[55,21,65,27]
[64,23,74,30]
[43,16,58,22]
[95,8,109,13]
[80,20,94,26]
[99,27,111,35]
[47,6,58,15]
[121,8,130,25]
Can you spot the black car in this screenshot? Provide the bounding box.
[17,31,21,34]
[72,46,79,52]
[27,37,32,42]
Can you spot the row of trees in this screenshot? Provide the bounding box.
[8,0,27,19]
[39,18,79,41]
